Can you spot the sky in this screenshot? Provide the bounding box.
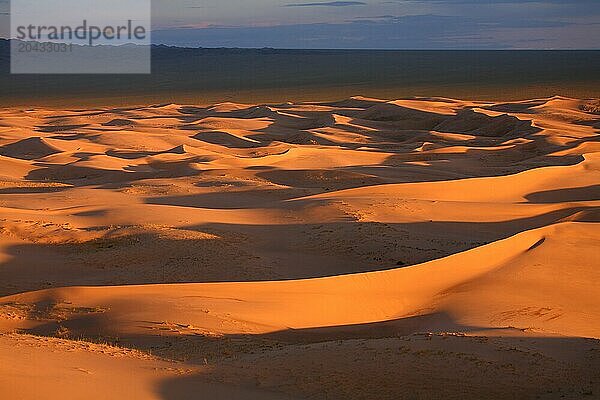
[1,0,599,49]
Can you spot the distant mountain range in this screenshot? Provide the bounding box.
[1,38,599,107]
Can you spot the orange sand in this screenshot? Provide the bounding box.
[0,96,598,399]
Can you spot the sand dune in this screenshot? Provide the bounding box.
[0,96,598,399]
[2,221,597,337]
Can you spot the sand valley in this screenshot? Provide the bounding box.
[0,96,598,399]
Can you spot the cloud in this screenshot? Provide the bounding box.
[153,15,471,48]
[357,14,570,29]
[152,12,599,49]
[386,0,596,3]
[285,1,366,7]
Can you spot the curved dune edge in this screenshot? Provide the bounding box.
[0,96,599,399]
[2,221,597,339]
[302,152,600,205]
[0,333,288,400]
[0,221,598,400]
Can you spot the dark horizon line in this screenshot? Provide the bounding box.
[1,38,599,52]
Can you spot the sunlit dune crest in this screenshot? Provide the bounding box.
[0,96,599,399]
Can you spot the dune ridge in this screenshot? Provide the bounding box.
[0,96,598,399]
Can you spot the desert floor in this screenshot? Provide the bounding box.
[0,96,598,399]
